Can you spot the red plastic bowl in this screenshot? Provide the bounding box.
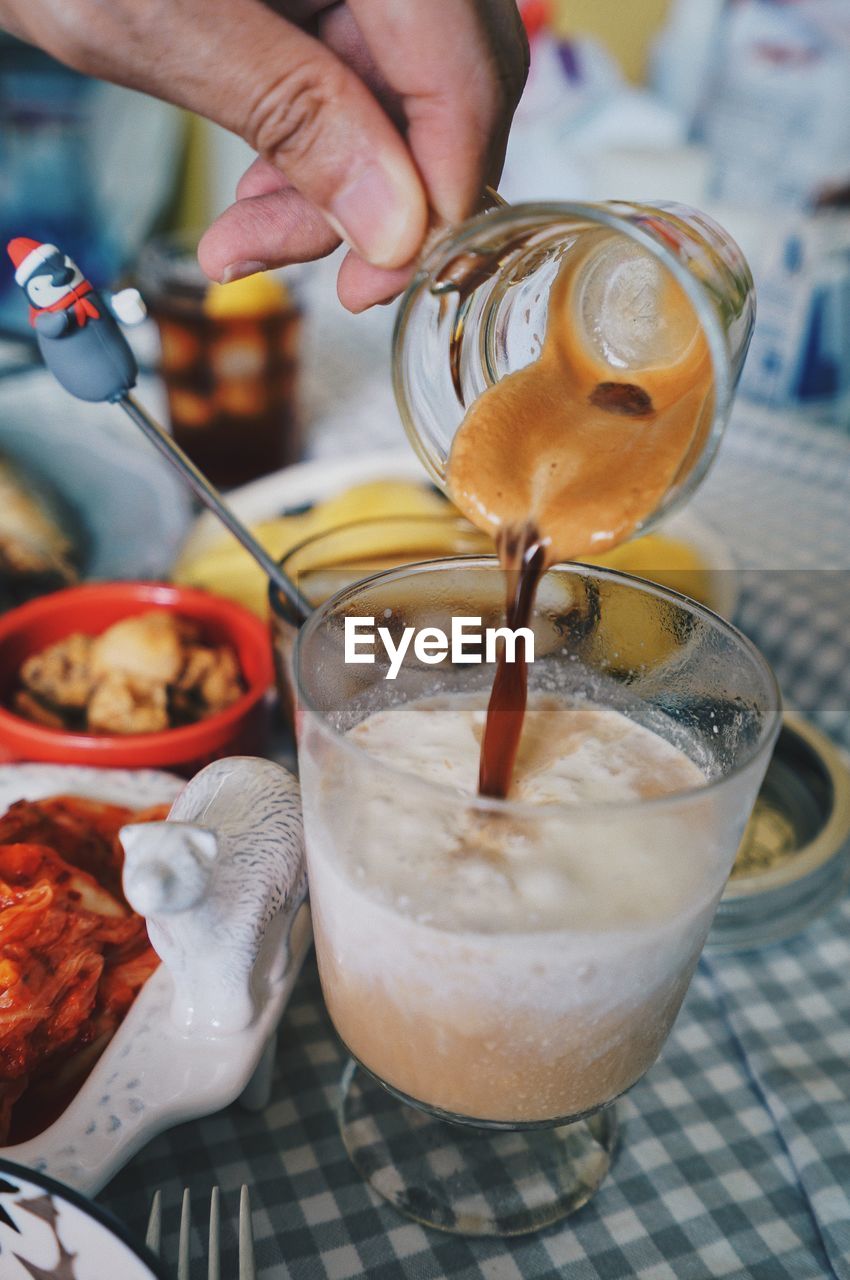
[0,583,274,773]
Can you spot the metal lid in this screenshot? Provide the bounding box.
[709,710,850,950]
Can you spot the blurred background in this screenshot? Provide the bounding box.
[2,0,850,425]
[0,0,848,632]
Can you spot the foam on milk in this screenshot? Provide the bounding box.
[334,692,710,934]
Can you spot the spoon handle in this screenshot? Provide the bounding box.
[119,393,311,621]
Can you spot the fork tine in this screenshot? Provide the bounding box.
[178,1188,191,1280]
[239,1185,256,1280]
[145,1190,162,1257]
[207,1186,220,1280]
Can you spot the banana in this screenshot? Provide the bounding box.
[173,479,452,615]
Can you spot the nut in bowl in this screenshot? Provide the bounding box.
[0,583,274,773]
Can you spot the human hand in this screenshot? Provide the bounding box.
[2,0,527,309]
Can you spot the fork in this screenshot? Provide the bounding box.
[146,1185,256,1280]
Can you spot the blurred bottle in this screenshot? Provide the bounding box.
[138,236,302,488]
[732,212,850,419]
[503,0,682,202]
[650,0,727,132]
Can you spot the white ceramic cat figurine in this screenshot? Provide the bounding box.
[121,756,306,1034]
[0,758,309,1195]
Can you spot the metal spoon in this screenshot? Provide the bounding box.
[6,236,311,622]
[119,393,312,620]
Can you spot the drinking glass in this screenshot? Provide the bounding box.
[393,201,755,533]
[294,559,780,1236]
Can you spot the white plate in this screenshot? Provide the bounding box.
[177,446,740,617]
[0,1157,165,1280]
[0,762,184,814]
[0,370,193,581]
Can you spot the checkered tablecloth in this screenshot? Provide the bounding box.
[99,405,850,1280]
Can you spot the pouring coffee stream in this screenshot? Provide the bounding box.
[440,207,717,800]
[478,526,546,799]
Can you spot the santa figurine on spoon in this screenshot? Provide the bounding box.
[6,236,144,403]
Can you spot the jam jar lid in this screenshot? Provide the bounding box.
[709,710,850,951]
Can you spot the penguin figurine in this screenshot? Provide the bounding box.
[6,237,144,403]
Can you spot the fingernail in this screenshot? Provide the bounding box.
[328,163,421,269]
[221,260,268,283]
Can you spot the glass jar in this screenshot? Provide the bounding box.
[392,201,755,536]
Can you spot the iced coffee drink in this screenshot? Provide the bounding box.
[296,204,771,1229]
[296,560,780,1128]
[306,693,723,1122]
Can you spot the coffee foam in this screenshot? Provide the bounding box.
[302,694,729,992]
[446,230,715,565]
[336,694,710,929]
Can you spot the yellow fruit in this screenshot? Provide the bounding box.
[579,533,712,670]
[172,479,453,615]
[173,513,309,616]
[307,479,450,536]
[203,274,291,319]
[179,558,273,618]
[587,533,712,607]
[591,582,680,672]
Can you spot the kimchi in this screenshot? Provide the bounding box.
[0,794,167,1143]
